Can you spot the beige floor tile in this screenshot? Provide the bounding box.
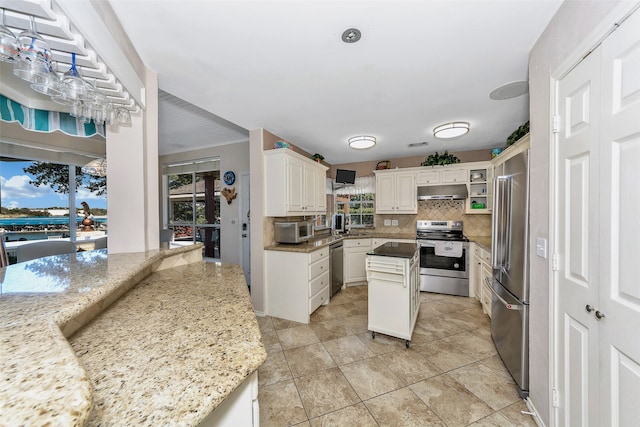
[357,331,406,355]
[272,317,307,331]
[294,367,360,418]
[309,318,350,342]
[433,294,481,310]
[410,315,467,343]
[322,301,360,319]
[419,301,455,318]
[445,309,491,331]
[277,325,320,350]
[285,343,337,377]
[308,403,377,427]
[479,354,514,379]
[257,315,275,333]
[467,412,514,426]
[261,329,283,355]
[310,304,337,322]
[377,348,442,385]
[409,374,493,426]
[328,290,352,305]
[448,361,520,411]
[415,338,481,372]
[322,335,375,365]
[292,422,311,427]
[343,314,368,335]
[258,351,292,387]
[259,379,308,427]
[364,387,444,426]
[499,400,538,426]
[420,292,446,303]
[339,356,405,400]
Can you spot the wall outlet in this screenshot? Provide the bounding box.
[384,219,391,226]
[391,219,398,226]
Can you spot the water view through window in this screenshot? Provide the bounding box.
[0,157,107,263]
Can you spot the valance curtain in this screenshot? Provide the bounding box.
[0,95,105,138]
[333,175,376,195]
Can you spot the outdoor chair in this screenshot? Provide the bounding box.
[16,241,76,263]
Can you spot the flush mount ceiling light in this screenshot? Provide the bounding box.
[489,81,529,100]
[433,122,470,139]
[342,28,361,43]
[348,135,376,149]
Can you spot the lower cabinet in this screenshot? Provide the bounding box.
[343,239,372,285]
[265,248,330,324]
[471,243,492,317]
[199,371,259,427]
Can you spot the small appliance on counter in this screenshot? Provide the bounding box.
[274,220,313,244]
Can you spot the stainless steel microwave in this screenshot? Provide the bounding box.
[274,221,314,244]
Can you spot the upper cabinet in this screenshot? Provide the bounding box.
[416,167,467,185]
[466,161,493,214]
[264,149,329,216]
[375,170,417,214]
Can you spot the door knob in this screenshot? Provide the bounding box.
[595,310,606,320]
[242,233,247,237]
[585,304,594,313]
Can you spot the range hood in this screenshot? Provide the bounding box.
[417,184,468,200]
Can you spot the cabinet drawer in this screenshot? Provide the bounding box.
[309,271,330,296]
[416,171,440,184]
[309,248,329,264]
[344,238,372,248]
[309,286,329,314]
[442,169,467,183]
[309,257,329,279]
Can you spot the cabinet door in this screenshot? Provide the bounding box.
[375,174,396,212]
[302,163,315,212]
[286,156,305,213]
[314,167,327,213]
[441,168,467,183]
[395,172,417,213]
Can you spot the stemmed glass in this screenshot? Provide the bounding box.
[0,9,18,63]
[13,15,51,83]
[51,52,89,105]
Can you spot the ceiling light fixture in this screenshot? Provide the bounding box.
[342,28,361,43]
[433,122,470,139]
[348,135,376,149]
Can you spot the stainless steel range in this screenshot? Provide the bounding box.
[416,220,469,296]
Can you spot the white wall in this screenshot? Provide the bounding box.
[158,140,250,265]
[528,1,629,424]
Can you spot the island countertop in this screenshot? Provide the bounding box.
[0,245,266,427]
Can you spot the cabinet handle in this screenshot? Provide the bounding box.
[595,310,606,320]
[586,304,594,313]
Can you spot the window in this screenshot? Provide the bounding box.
[334,176,375,227]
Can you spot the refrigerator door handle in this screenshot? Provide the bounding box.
[487,277,523,311]
[491,176,512,270]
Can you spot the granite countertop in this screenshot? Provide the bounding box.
[367,242,418,258]
[0,245,266,427]
[265,232,417,253]
[467,235,492,252]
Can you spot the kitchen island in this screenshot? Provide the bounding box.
[0,245,266,426]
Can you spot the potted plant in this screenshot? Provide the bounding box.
[312,153,324,163]
[420,151,461,166]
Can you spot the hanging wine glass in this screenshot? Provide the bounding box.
[0,9,18,63]
[51,52,89,105]
[13,15,52,83]
[30,60,63,97]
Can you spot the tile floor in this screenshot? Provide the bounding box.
[257,285,536,426]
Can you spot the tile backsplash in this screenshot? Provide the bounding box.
[375,200,491,237]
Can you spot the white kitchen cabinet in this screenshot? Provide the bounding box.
[374,170,417,214]
[471,243,492,318]
[343,238,372,285]
[481,262,492,318]
[367,247,420,347]
[416,166,467,185]
[199,371,259,427]
[264,149,328,216]
[466,161,493,214]
[265,247,330,324]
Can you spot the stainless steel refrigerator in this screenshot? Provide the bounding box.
[490,148,529,398]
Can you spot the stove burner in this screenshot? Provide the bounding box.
[416,220,468,242]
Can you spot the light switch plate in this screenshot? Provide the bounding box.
[384,219,391,226]
[536,237,547,258]
[391,219,398,226]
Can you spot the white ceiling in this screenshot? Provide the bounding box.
[2,1,564,163]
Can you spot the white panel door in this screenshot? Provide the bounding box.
[598,11,640,425]
[286,156,304,213]
[395,172,417,213]
[375,173,396,212]
[556,47,601,426]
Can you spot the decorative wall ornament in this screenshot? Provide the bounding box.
[221,187,237,205]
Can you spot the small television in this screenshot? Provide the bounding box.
[335,169,356,184]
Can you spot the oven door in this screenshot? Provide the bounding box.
[418,240,468,278]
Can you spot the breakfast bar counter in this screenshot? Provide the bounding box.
[0,245,266,426]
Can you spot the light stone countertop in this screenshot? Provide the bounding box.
[0,245,266,427]
[468,235,492,252]
[265,232,417,253]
